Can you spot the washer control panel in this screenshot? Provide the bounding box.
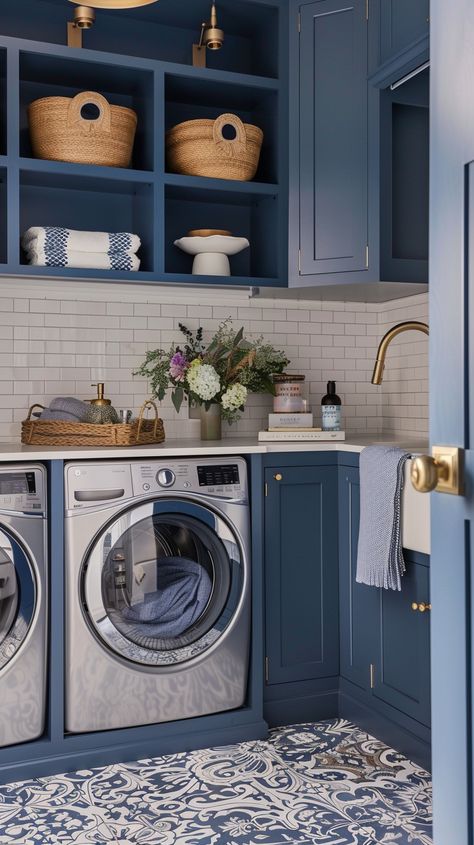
[0,466,45,514]
[131,457,247,500]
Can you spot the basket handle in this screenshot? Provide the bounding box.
[67,91,112,135]
[26,403,45,421]
[136,400,159,442]
[24,404,45,444]
[213,113,247,158]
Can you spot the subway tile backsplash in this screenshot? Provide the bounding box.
[0,281,428,442]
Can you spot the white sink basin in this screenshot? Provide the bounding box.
[402,458,431,554]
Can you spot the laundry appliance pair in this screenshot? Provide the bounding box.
[64,457,251,733]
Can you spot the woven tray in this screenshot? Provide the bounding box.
[21,401,165,447]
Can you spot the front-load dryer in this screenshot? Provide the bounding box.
[0,464,47,746]
[64,458,251,733]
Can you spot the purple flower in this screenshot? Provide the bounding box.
[169,351,188,382]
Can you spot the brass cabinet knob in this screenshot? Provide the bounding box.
[411,455,448,493]
[411,601,431,613]
[274,473,283,481]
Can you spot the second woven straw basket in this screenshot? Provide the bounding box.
[166,113,263,181]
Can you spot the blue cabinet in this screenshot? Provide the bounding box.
[296,0,369,279]
[290,0,429,294]
[374,552,431,726]
[338,463,431,764]
[338,467,379,690]
[264,462,339,686]
[379,0,429,66]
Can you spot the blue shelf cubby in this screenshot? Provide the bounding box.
[19,50,155,172]
[19,168,155,274]
[165,179,279,281]
[164,71,280,185]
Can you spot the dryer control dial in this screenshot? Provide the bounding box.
[156,468,176,488]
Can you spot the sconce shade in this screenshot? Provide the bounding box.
[69,0,159,9]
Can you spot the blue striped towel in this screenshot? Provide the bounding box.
[356,446,411,591]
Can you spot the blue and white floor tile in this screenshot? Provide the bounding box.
[0,719,432,844]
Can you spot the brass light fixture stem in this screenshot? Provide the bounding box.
[371,320,429,385]
[67,5,96,48]
[193,3,224,67]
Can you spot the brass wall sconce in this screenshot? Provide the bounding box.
[67,5,96,48]
[193,4,224,67]
[67,0,160,49]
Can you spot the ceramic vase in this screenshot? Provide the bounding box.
[200,403,222,440]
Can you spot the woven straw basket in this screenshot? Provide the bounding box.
[28,91,137,168]
[166,113,263,181]
[21,401,165,447]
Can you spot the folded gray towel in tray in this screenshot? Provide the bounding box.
[356,445,411,591]
[49,397,89,418]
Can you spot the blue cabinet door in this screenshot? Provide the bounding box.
[379,0,429,66]
[373,555,431,727]
[264,464,339,685]
[338,467,379,690]
[299,0,368,276]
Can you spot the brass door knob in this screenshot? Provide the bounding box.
[411,601,431,613]
[274,473,283,481]
[410,446,462,495]
[411,455,448,493]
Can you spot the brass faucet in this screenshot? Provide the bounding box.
[371,321,429,385]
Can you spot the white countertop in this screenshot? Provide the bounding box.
[0,435,429,462]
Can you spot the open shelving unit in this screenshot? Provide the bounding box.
[0,0,287,288]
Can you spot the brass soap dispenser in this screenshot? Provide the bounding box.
[82,383,119,424]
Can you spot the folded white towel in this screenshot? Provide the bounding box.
[21,227,141,255]
[25,246,141,272]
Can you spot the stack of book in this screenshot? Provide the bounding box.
[258,412,345,442]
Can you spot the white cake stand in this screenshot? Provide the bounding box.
[174,235,250,276]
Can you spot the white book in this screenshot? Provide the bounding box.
[268,412,314,428]
[258,430,346,442]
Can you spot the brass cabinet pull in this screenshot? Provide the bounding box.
[274,473,283,481]
[411,602,431,613]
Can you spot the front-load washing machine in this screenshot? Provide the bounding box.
[64,457,251,733]
[0,464,47,746]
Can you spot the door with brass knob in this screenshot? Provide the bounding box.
[411,446,463,495]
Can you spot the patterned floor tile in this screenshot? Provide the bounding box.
[0,720,433,845]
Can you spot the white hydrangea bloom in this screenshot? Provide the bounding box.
[187,363,220,401]
[221,383,248,411]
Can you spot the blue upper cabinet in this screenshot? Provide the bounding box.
[289,0,429,295]
[264,462,339,685]
[378,0,429,67]
[297,0,369,278]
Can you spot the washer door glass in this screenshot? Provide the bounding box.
[0,529,36,671]
[83,500,245,667]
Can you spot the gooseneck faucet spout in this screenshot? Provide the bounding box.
[371,320,429,385]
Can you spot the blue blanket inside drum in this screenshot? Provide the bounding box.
[121,557,212,638]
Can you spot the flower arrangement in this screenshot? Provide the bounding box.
[134,319,290,423]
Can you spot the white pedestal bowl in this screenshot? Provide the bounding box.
[174,235,250,276]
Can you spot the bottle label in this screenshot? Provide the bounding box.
[322,405,341,431]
